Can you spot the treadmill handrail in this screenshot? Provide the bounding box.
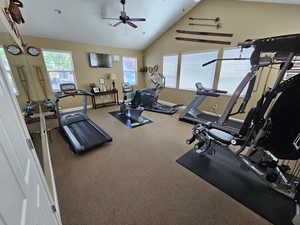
[195,82,227,97]
[62,125,84,151]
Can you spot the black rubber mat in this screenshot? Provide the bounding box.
[176,147,296,225]
[109,111,152,128]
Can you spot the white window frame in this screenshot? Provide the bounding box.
[163,54,179,89]
[42,49,77,92]
[0,46,19,95]
[122,56,138,86]
[218,47,254,97]
[179,49,219,91]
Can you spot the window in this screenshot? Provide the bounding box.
[179,50,219,91]
[42,50,76,92]
[123,57,137,86]
[218,47,254,95]
[163,55,178,88]
[0,47,18,95]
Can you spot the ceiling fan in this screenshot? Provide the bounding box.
[102,0,146,29]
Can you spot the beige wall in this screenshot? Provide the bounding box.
[2,0,300,115]
[0,34,145,109]
[143,0,300,120]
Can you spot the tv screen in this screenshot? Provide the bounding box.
[89,53,112,68]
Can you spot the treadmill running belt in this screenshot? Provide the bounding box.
[176,147,296,225]
[144,103,178,115]
[191,112,219,122]
[68,120,109,150]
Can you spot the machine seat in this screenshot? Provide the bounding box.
[207,128,234,145]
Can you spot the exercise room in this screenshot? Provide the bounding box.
[1,0,300,225]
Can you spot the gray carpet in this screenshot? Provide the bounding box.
[48,106,271,225]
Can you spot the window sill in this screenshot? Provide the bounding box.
[164,87,177,90]
[178,88,197,92]
[162,88,246,99]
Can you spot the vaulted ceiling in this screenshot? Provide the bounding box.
[19,0,200,50]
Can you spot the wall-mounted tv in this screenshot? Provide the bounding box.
[89,53,112,68]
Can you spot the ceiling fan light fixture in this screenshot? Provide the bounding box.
[103,0,146,29]
[54,9,62,14]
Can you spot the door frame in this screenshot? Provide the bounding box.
[0,58,62,225]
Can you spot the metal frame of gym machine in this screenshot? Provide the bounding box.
[187,34,300,221]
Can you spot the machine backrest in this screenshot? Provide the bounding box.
[260,74,300,160]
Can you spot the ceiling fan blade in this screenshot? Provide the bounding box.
[112,21,122,27]
[102,17,120,20]
[129,18,146,22]
[127,21,138,28]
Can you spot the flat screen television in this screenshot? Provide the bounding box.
[89,53,112,68]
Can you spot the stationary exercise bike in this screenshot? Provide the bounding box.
[134,72,182,115]
[119,82,145,123]
[186,34,300,207]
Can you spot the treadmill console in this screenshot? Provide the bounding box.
[60,83,77,94]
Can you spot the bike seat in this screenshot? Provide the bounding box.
[207,128,234,145]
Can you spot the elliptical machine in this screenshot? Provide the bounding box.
[119,82,146,124]
[186,34,300,205]
[134,72,182,115]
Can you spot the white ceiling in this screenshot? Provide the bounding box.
[18,0,199,50]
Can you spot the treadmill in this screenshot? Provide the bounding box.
[55,83,112,154]
[179,82,242,132]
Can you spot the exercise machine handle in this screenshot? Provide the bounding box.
[202,59,217,67]
[202,58,250,67]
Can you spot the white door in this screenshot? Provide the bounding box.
[0,63,61,225]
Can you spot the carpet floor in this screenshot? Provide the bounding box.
[48,106,272,225]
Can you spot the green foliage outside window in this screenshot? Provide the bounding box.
[43,51,74,71]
